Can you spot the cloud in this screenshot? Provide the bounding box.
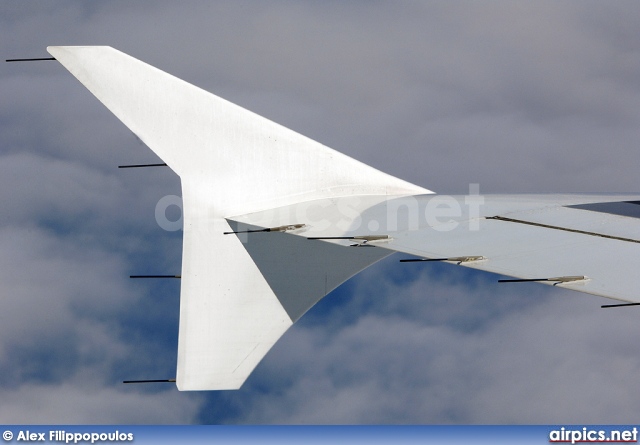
[232,261,640,424]
[0,384,201,424]
[0,222,201,423]
[2,0,640,424]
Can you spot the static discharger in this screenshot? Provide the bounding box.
[400,256,485,264]
[5,57,56,62]
[224,224,306,235]
[498,275,587,285]
[118,163,168,169]
[601,302,640,309]
[123,379,176,384]
[130,275,181,279]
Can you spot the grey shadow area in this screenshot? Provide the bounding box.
[226,220,390,322]
[567,201,640,219]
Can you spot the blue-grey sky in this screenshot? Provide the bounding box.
[2,1,640,423]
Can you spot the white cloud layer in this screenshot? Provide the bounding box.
[2,1,640,424]
[243,261,640,423]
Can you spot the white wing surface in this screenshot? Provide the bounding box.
[48,46,640,390]
[233,194,640,304]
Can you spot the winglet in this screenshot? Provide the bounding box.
[48,46,428,390]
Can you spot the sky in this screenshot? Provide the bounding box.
[2,1,640,424]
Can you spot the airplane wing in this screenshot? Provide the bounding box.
[231,194,640,304]
[46,46,640,391]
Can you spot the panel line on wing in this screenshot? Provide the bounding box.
[486,216,640,244]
